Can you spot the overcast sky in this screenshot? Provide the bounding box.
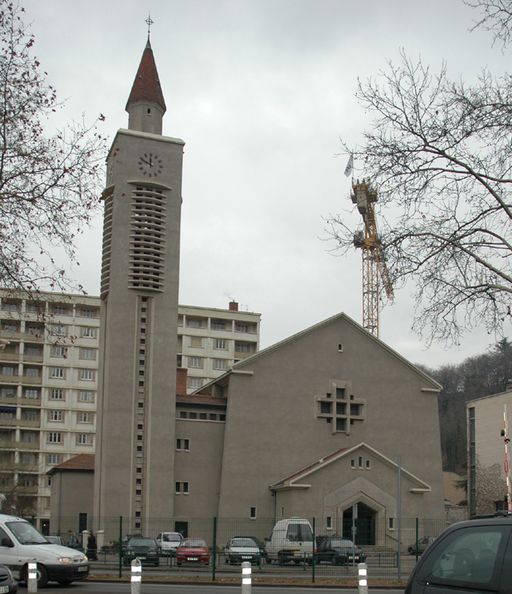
[21,0,511,368]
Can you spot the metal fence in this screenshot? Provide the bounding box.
[39,515,453,582]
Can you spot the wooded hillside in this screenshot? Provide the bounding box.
[418,339,512,474]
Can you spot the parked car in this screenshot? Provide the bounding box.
[315,536,366,565]
[156,531,183,556]
[407,535,436,555]
[234,535,267,562]
[0,564,17,593]
[405,514,512,594]
[225,537,261,565]
[176,538,210,566]
[122,537,160,567]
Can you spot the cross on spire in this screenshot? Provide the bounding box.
[145,14,154,39]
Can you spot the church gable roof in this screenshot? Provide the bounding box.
[126,40,166,113]
[269,442,431,494]
[204,312,441,392]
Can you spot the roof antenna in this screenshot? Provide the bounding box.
[145,13,154,42]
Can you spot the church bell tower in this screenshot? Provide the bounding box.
[94,35,184,535]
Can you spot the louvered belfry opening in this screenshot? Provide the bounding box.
[129,186,167,292]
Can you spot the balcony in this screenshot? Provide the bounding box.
[23,353,43,363]
[0,440,19,449]
[19,375,42,385]
[16,485,38,494]
[0,373,18,384]
[17,441,39,451]
[0,352,20,362]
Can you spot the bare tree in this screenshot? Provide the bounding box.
[0,0,106,295]
[327,41,512,345]
[466,0,512,47]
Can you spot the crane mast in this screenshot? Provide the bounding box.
[351,180,393,337]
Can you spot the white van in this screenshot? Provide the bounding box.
[156,531,183,556]
[0,514,89,587]
[264,518,314,564]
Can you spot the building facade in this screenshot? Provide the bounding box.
[0,289,260,530]
[467,389,512,517]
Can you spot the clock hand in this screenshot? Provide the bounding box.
[140,157,151,166]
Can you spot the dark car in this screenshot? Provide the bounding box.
[122,537,160,567]
[315,536,366,565]
[405,514,512,594]
[0,564,17,593]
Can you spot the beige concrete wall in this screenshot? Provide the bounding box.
[50,471,94,535]
[216,315,444,524]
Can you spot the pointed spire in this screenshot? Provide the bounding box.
[126,39,166,114]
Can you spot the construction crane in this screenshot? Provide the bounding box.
[351,180,394,337]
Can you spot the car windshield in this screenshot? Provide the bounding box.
[129,538,154,547]
[231,538,257,547]
[166,534,181,542]
[7,521,47,545]
[331,539,355,548]
[182,539,206,547]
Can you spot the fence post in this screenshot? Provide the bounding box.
[118,516,123,578]
[241,561,251,594]
[211,516,217,581]
[27,560,37,593]
[311,516,316,583]
[358,562,368,594]
[130,558,141,594]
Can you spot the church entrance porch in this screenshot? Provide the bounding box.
[342,502,376,545]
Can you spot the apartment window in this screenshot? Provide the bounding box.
[350,459,356,469]
[23,389,39,399]
[212,358,229,371]
[77,411,93,424]
[47,432,62,444]
[1,387,16,398]
[50,388,65,400]
[21,410,37,422]
[187,377,204,389]
[211,319,226,331]
[388,517,395,530]
[358,456,363,468]
[190,336,203,348]
[188,356,204,369]
[50,324,67,337]
[79,348,97,361]
[176,438,190,451]
[49,367,65,379]
[78,307,97,318]
[78,390,95,403]
[79,369,95,381]
[24,366,40,377]
[249,506,257,520]
[214,339,228,350]
[1,366,15,376]
[80,326,97,338]
[235,322,249,333]
[235,341,252,353]
[50,303,71,315]
[50,345,67,358]
[175,481,189,494]
[76,433,93,446]
[46,454,61,465]
[326,516,332,530]
[48,410,63,422]
[365,459,371,470]
[186,317,205,329]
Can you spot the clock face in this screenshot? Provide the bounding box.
[137,152,163,177]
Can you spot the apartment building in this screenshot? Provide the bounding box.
[0,289,260,527]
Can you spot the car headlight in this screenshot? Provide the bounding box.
[57,557,74,564]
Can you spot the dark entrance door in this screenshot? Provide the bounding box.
[175,521,188,538]
[342,502,376,545]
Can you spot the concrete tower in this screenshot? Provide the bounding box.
[94,38,184,535]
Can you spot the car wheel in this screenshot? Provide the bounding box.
[57,580,73,586]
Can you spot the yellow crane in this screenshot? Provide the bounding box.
[351,180,394,337]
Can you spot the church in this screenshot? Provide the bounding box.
[51,35,445,549]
